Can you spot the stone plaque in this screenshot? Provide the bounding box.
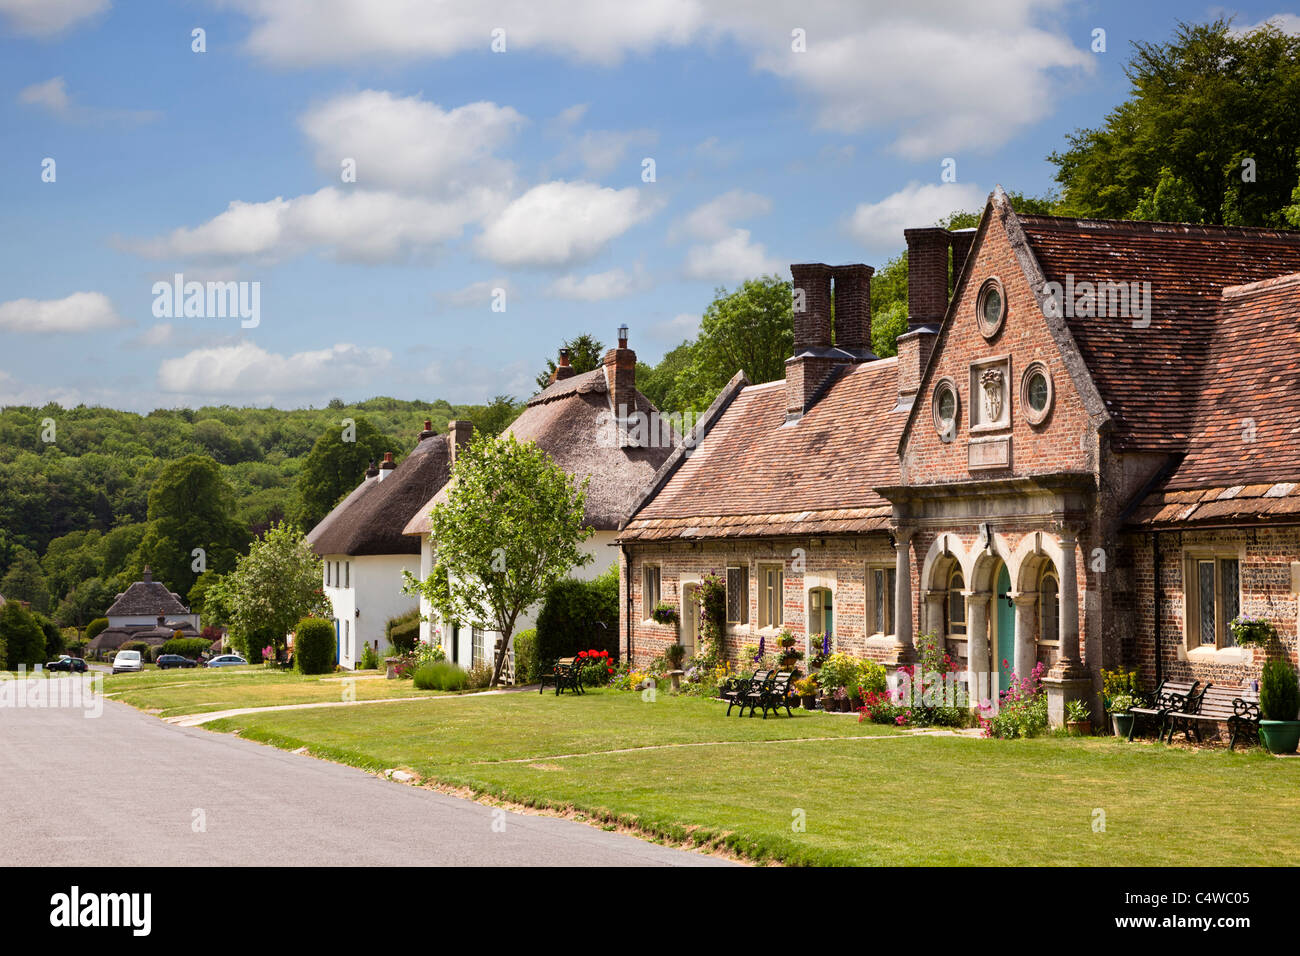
[968,437,1011,470]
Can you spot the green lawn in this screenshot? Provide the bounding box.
[104,666,450,718]
[194,688,1300,866]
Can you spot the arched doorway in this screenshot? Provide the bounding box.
[681,583,700,658]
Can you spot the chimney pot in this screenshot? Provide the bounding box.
[418,418,436,441]
[365,459,379,479]
[617,324,629,348]
[904,227,952,329]
[378,451,396,481]
[550,347,575,384]
[603,332,638,446]
[142,566,153,582]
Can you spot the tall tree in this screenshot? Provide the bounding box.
[294,416,389,531]
[137,454,247,599]
[0,547,51,614]
[224,523,328,658]
[535,333,605,390]
[406,433,592,686]
[1049,18,1300,226]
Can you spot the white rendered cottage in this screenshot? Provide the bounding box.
[306,421,460,669]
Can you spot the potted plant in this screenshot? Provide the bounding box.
[1230,614,1277,649]
[651,602,680,627]
[808,633,829,671]
[1259,659,1300,755]
[1109,693,1136,739]
[1065,699,1092,736]
[795,675,818,710]
[665,642,686,670]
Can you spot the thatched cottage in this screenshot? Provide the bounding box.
[87,567,201,656]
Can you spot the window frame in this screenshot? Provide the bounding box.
[946,567,967,637]
[642,564,662,622]
[867,563,897,638]
[758,564,784,629]
[1183,548,1243,651]
[725,565,749,626]
[1038,568,1060,647]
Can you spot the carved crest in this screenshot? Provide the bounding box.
[980,368,1004,422]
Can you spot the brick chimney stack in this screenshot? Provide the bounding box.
[377,452,395,481]
[904,227,952,330]
[418,418,436,442]
[830,263,874,355]
[949,228,977,287]
[447,419,473,466]
[603,325,637,445]
[786,263,875,421]
[142,566,153,583]
[548,347,575,385]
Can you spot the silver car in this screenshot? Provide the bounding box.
[206,654,248,668]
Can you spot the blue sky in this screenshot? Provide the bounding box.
[0,0,1294,411]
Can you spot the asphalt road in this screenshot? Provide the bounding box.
[0,683,730,866]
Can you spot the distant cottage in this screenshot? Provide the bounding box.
[87,566,201,656]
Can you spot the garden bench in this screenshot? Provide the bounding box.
[747,671,795,719]
[1165,684,1260,750]
[1126,679,1199,741]
[722,670,770,716]
[538,657,583,696]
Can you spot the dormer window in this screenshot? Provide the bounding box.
[976,277,1007,339]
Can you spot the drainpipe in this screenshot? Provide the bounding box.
[1151,531,1163,688]
[621,543,633,664]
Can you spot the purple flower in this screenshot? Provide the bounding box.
[753,635,765,663]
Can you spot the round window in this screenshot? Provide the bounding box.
[1020,362,1053,425]
[932,378,959,440]
[976,278,1007,339]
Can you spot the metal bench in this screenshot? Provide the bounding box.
[538,657,583,696]
[747,671,795,719]
[722,670,770,716]
[1126,679,1199,741]
[1165,684,1261,750]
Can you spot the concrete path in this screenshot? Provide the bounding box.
[0,687,730,866]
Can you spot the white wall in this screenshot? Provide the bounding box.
[418,531,620,678]
[322,552,420,669]
[109,613,201,629]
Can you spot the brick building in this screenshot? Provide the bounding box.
[617,187,1300,723]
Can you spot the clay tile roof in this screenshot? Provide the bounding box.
[307,431,454,556]
[621,358,906,541]
[404,368,677,536]
[104,577,189,617]
[1017,215,1300,453]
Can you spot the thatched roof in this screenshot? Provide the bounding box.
[105,568,189,617]
[307,429,454,556]
[404,367,677,536]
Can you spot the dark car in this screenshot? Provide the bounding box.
[156,654,198,670]
[46,656,87,673]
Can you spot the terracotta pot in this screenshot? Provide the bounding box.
[1066,719,1092,737]
[801,695,817,710]
[819,696,835,711]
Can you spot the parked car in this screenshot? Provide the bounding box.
[206,654,248,668]
[111,649,143,674]
[46,655,87,673]
[156,654,198,670]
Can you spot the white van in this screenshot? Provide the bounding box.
[111,649,143,674]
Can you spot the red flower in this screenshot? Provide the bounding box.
[578,651,588,658]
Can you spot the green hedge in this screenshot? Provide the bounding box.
[295,617,336,674]
[386,609,421,654]
[414,660,469,691]
[161,637,211,659]
[534,565,619,669]
[513,627,537,683]
[86,618,109,642]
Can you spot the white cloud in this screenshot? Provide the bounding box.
[672,189,771,241]
[547,267,644,301]
[650,311,700,341]
[439,278,512,308]
[299,90,522,195]
[0,0,107,36]
[684,229,784,282]
[1230,14,1300,36]
[847,181,987,252]
[475,180,655,268]
[125,186,497,263]
[227,1,1091,155]
[0,291,126,333]
[18,77,70,112]
[555,128,658,177]
[157,341,392,398]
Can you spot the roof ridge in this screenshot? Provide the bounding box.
[1222,270,1300,297]
[1019,214,1300,241]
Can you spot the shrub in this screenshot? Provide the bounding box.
[467,663,494,689]
[414,660,469,691]
[295,617,336,675]
[819,653,861,693]
[161,637,210,659]
[535,566,618,668]
[1260,659,1300,722]
[0,602,46,669]
[86,618,109,642]
[360,643,379,670]
[121,641,150,656]
[981,662,1049,738]
[34,614,63,659]
[385,608,421,654]
[578,648,615,686]
[513,628,537,683]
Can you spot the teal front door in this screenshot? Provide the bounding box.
[995,564,1014,692]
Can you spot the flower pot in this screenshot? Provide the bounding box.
[819,696,834,711]
[1111,712,1134,739]
[851,696,864,711]
[1067,719,1092,737]
[1259,720,1300,755]
[801,694,817,710]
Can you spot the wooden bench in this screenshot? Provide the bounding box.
[1165,684,1261,750]
[538,657,583,696]
[746,671,795,719]
[722,670,770,716]
[1126,679,1199,741]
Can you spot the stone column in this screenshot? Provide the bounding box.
[923,589,946,641]
[1044,529,1090,727]
[1012,592,1037,682]
[893,528,916,663]
[965,591,991,709]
